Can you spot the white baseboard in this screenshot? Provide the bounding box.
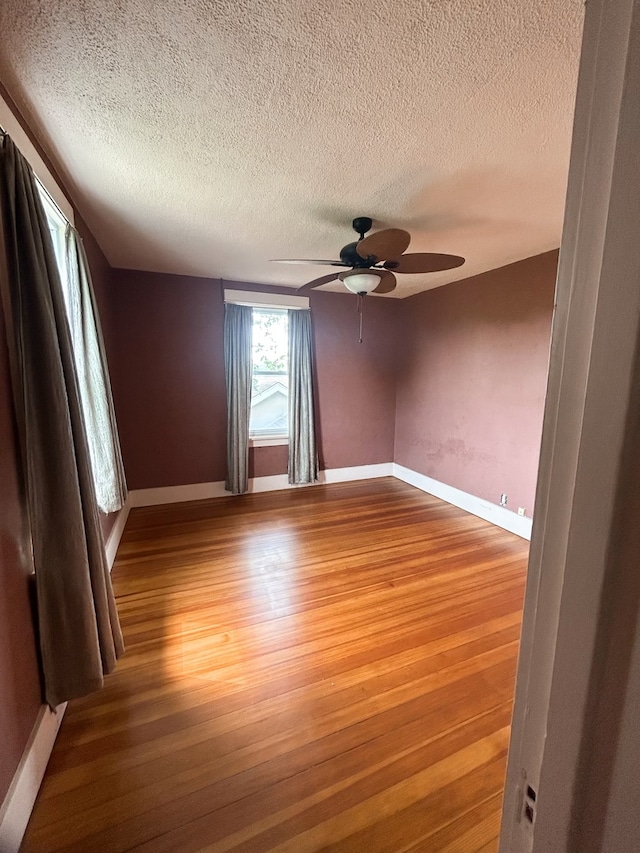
[129,480,228,506]
[320,463,393,483]
[247,474,289,493]
[128,464,531,540]
[393,464,533,540]
[129,463,394,507]
[0,703,66,853]
[104,500,131,571]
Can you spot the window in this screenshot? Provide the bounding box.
[224,289,310,447]
[36,180,127,513]
[38,180,68,296]
[250,308,289,438]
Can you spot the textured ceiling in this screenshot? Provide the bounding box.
[0,0,583,296]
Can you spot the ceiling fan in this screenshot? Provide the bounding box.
[270,217,465,295]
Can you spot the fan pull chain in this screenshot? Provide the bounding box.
[356,293,364,343]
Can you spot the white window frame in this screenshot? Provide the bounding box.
[224,289,309,447]
[223,289,309,310]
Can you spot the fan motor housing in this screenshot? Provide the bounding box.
[340,241,374,268]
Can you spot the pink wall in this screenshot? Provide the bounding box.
[109,272,227,489]
[109,259,553,507]
[109,274,401,488]
[249,445,288,478]
[310,290,400,469]
[395,251,558,515]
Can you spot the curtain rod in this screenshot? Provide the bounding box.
[0,123,72,224]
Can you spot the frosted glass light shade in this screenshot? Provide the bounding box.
[340,271,381,294]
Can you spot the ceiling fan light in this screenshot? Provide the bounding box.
[339,270,382,295]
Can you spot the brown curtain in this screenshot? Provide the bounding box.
[0,133,123,708]
[224,303,252,494]
[288,309,318,484]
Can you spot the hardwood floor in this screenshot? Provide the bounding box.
[22,478,528,852]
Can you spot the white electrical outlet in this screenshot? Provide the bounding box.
[518,507,526,517]
[500,493,508,506]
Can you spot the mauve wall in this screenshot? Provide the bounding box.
[395,251,557,515]
[311,290,400,469]
[108,274,400,488]
[109,272,227,489]
[249,445,288,478]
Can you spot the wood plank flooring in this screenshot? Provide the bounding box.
[22,477,528,852]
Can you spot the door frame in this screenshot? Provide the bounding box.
[500,0,640,849]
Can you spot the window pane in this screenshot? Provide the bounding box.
[37,180,68,298]
[250,309,289,436]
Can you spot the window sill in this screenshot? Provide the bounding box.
[249,436,289,448]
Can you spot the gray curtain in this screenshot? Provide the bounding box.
[288,308,318,484]
[224,303,252,494]
[0,134,124,708]
[64,224,127,513]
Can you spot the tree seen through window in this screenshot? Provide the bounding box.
[250,308,289,437]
